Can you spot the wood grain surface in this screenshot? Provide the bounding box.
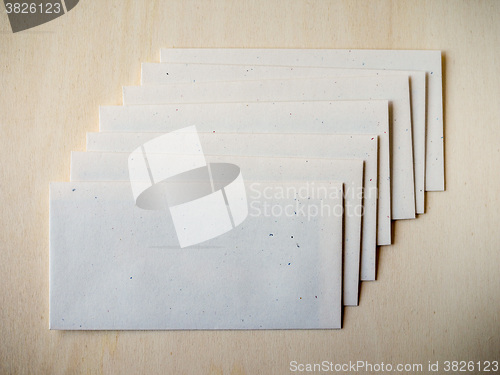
[0,1,499,374]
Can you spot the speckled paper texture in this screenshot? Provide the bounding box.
[160,48,443,193]
[69,154,364,305]
[122,75,414,220]
[50,179,343,330]
[141,62,425,214]
[98,100,392,244]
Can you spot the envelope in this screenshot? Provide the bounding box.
[122,75,414,220]
[98,100,391,244]
[80,132,379,282]
[50,179,344,330]
[160,48,444,192]
[140,62,425,214]
[70,151,364,305]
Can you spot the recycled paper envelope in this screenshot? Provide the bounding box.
[81,132,378,281]
[50,178,343,330]
[98,100,391,245]
[160,48,444,192]
[122,75,415,220]
[141,62,425,214]
[70,146,364,305]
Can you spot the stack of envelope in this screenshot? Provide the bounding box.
[50,49,444,330]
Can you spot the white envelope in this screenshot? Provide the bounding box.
[98,100,391,244]
[141,62,425,214]
[160,48,444,192]
[70,152,364,305]
[80,132,379,281]
[50,179,343,330]
[81,131,379,272]
[122,75,414,220]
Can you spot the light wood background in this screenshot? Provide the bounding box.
[1,1,499,374]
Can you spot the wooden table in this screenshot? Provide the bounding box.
[1,1,498,373]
